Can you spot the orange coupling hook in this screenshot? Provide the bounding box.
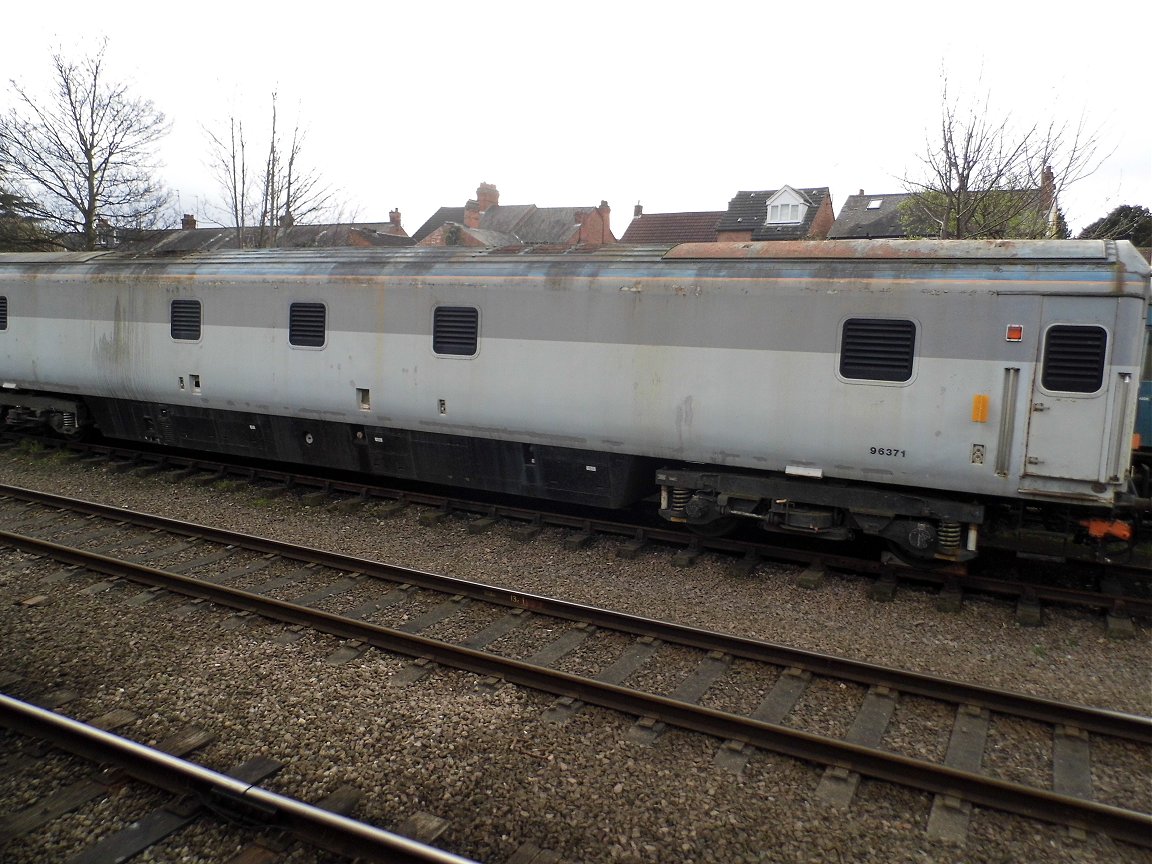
[1079,518,1133,542]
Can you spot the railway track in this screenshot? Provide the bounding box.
[7,436,1152,624]
[2,485,1149,850]
[0,694,474,863]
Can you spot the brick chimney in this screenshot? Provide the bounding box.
[476,182,499,213]
[389,209,402,228]
[181,213,197,230]
[634,203,643,218]
[464,199,481,229]
[598,200,612,243]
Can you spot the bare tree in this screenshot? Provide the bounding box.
[901,76,1103,239]
[0,40,173,250]
[205,92,338,248]
[205,116,251,248]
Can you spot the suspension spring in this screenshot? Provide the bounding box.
[938,520,962,550]
[669,487,692,516]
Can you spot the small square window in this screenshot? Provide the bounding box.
[433,306,479,356]
[290,302,326,347]
[171,299,201,340]
[1041,325,1106,393]
[840,318,916,382]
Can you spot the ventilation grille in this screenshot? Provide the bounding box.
[170,299,201,340]
[840,318,916,382]
[0,296,7,331]
[1042,325,1106,393]
[433,306,479,356]
[290,302,326,347]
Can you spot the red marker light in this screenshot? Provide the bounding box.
[1005,324,1023,342]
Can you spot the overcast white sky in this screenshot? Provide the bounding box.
[5,1,1150,238]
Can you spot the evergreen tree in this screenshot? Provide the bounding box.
[1078,205,1152,246]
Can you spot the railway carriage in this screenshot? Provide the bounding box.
[0,239,1148,563]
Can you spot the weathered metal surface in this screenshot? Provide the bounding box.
[5,240,1145,523]
[663,238,1118,261]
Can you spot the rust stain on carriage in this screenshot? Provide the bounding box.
[662,239,1112,261]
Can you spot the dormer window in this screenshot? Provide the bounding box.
[763,185,809,225]
[768,203,802,223]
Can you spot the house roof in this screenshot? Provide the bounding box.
[621,211,724,243]
[417,203,610,246]
[510,207,592,243]
[459,226,522,247]
[477,204,536,235]
[411,207,467,243]
[716,186,831,240]
[108,223,416,254]
[828,192,913,239]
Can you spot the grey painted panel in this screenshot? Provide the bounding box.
[10,303,1127,500]
[0,266,1142,363]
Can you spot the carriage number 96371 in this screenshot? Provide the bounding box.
[870,447,906,458]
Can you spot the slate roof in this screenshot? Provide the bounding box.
[416,203,609,246]
[716,187,830,241]
[411,207,467,243]
[478,205,536,236]
[458,226,521,247]
[620,211,724,243]
[828,192,913,239]
[108,223,415,254]
[511,207,590,243]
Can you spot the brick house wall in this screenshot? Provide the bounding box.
[575,202,613,244]
[808,197,835,240]
[419,223,489,247]
[716,228,754,242]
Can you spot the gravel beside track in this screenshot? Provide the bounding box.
[1,451,1150,864]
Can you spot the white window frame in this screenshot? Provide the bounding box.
[764,185,808,225]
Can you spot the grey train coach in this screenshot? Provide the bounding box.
[1,238,1148,564]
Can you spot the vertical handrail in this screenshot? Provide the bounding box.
[995,368,1020,477]
[1109,372,1133,482]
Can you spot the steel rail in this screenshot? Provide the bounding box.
[0,694,478,864]
[1,485,1148,745]
[3,530,1151,848]
[8,445,884,572]
[9,441,1152,612]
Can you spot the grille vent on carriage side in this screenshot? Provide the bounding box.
[170,299,201,340]
[433,306,479,356]
[1041,325,1106,393]
[0,296,7,330]
[289,302,327,347]
[839,318,916,382]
